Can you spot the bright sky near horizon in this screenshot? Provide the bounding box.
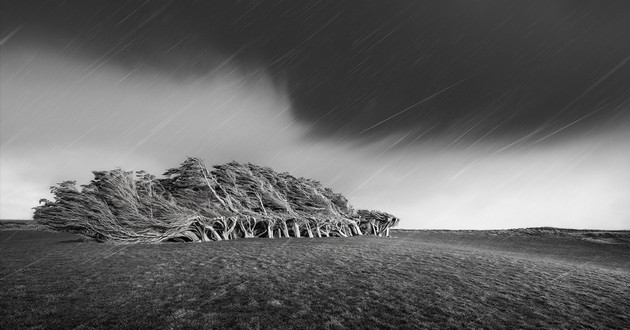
[1,1,629,229]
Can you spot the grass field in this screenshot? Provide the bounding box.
[1,227,629,329]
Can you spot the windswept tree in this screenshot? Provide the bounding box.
[34,157,400,243]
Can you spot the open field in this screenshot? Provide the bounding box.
[0,220,49,231]
[1,227,629,329]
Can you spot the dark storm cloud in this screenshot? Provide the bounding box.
[3,0,630,143]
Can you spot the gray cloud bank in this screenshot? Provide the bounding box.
[3,0,630,143]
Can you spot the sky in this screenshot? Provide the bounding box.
[1,0,629,229]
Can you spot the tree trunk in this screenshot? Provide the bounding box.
[267,222,274,238]
[282,221,289,238]
[377,223,386,237]
[305,223,314,238]
[219,217,238,240]
[292,222,301,238]
[201,230,210,242]
[336,225,348,237]
[238,218,255,238]
[204,225,222,241]
[315,226,322,238]
[370,222,378,236]
[192,222,209,242]
[350,221,363,235]
[386,227,390,237]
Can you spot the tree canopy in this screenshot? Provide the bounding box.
[34,157,399,243]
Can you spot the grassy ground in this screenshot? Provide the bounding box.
[0,220,48,231]
[1,228,629,329]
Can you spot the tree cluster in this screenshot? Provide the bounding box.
[34,157,399,243]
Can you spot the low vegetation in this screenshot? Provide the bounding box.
[1,229,628,329]
[33,157,399,243]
